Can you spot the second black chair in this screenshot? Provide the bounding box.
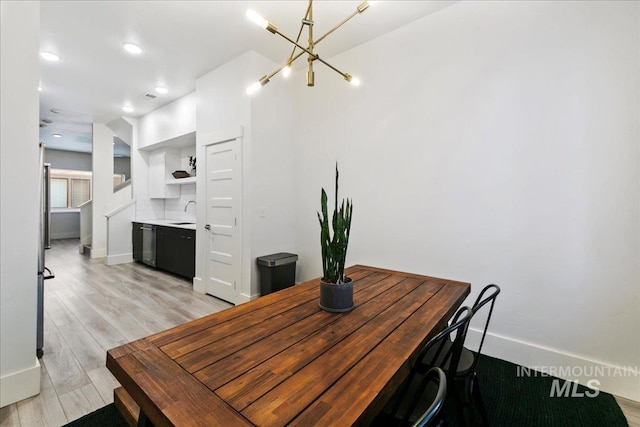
[411,367,447,427]
[421,284,501,426]
[377,305,473,426]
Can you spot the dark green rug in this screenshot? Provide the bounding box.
[65,355,627,426]
[442,354,627,426]
[65,403,128,427]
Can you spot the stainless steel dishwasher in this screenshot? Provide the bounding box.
[141,224,156,266]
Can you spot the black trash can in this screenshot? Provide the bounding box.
[257,253,298,296]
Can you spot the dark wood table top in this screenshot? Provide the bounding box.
[107,265,470,427]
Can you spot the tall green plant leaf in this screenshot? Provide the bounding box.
[317,163,353,284]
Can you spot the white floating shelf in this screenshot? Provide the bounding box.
[166,177,196,185]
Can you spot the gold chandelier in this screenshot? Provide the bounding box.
[245,1,372,94]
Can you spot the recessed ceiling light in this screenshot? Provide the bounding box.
[42,119,53,124]
[38,85,43,92]
[122,42,143,55]
[154,86,168,94]
[40,51,61,62]
[122,105,134,113]
[52,133,62,138]
[50,109,63,114]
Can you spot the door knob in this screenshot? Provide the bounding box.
[205,224,211,230]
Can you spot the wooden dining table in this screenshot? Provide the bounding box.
[106,265,470,427]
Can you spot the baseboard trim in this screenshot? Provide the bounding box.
[0,358,40,407]
[466,328,640,402]
[105,253,133,266]
[51,232,80,240]
[238,292,260,304]
[90,247,107,259]
[192,277,205,294]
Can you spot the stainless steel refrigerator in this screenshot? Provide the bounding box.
[37,142,54,358]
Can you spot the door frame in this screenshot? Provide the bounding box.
[194,126,251,304]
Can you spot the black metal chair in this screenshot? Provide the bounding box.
[421,284,501,426]
[411,367,447,427]
[374,306,473,427]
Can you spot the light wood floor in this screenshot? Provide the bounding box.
[0,239,231,426]
[0,239,638,426]
[619,396,640,427]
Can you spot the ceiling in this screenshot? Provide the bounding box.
[39,1,454,153]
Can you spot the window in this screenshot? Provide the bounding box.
[50,169,92,209]
[113,174,125,187]
[51,178,68,208]
[71,179,91,207]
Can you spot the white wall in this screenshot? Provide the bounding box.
[44,148,91,171]
[105,200,135,266]
[249,66,296,289]
[132,116,166,220]
[91,123,114,258]
[134,95,197,221]
[164,184,197,223]
[292,1,639,400]
[0,0,41,407]
[114,156,131,180]
[195,51,296,302]
[45,149,91,240]
[163,145,197,221]
[80,200,93,247]
[50,211,80,239]
[137,92,196,149]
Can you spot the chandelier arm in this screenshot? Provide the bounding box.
[314,56,351,81]
[274,30,318,61]
[314,9,360,46]
[267,50,307,81]
[246,0,368,92]
[288,0,313,63]
[307,0,314,86]
[270,33,353,82]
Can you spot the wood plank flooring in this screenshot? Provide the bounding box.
[0,238,638,426]
[0,239,231,426]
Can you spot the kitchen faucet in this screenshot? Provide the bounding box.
[184,200,196,212]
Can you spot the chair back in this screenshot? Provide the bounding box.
[390,306,472,425]
[469,284,500,371]
[411,367,447,427]
[419,305,473,381]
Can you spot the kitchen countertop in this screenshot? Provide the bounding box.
[135,219,196,230]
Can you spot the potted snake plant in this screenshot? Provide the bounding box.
[317,163,354,312]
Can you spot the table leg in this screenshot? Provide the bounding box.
[137,410,155,427]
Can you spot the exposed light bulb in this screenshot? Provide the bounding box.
[344,74,361,86]
[246,10,268,29]
[40,51,61,62]
[246,81,263,95]
[122,42,143,55]
[282,66,291,78]
[246,76,270,95]
[357,1,374,13]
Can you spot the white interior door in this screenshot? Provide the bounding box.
[204,138,241,303]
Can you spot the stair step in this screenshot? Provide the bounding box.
[80,244,92,258]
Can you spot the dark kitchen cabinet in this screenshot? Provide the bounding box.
[156,226,195,278]
[132,222,143,262]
